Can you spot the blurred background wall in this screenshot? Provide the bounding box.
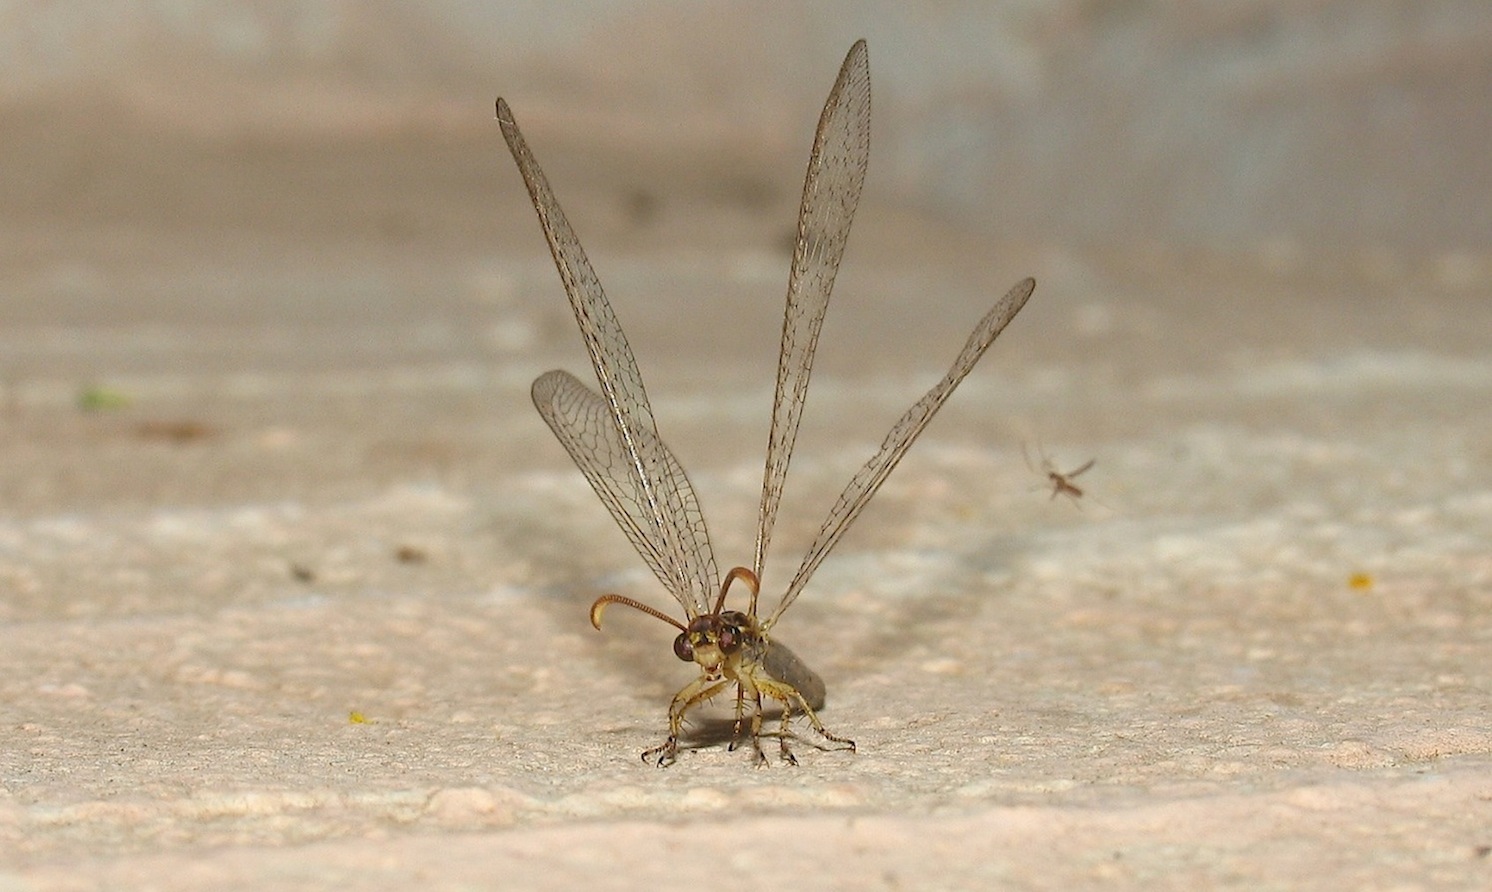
[1,0,1488,252]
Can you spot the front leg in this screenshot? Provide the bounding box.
[742,683,769,767]
[642,676,730,767]
[727,684,747,752]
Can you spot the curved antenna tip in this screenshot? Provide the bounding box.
[588,594,688,633]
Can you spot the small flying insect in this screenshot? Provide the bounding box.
[1024,443,1095,506]
[497,40,1035,766]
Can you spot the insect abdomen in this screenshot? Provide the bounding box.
[762,639,826,711]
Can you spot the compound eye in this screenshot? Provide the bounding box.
[718,626,738,652]
[672,633,694,662]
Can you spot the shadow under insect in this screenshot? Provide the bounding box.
[669,712,850,759]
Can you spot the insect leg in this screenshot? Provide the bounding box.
[775,695,798,766]
[760,678,857,754]
[743,682,769,767]
[727,685,748,752]
[644,676,730,767]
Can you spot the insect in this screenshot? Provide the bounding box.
[1023,443,1095,506]
[496,40,1034,766]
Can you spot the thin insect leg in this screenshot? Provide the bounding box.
[776,695,798,766]
[667,678,731,735]
[645,677,730,766]
[1021,441,1040,476]
[802,705,856,751]
[640,740,678,767]
[778,684,856,752]
[744,684,769,767]
[728,684,748,751]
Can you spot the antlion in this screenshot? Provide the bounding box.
[497,40,1034,766]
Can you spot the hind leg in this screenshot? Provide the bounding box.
[758,678,856,762]
[763,683,859,757]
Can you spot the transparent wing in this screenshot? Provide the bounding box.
[754,39,871,586]
[765,277,1036,630]
[498,98,714,617]
[532,370,718,611]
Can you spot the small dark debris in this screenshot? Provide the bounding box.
[623,188,659,226]
[395,545,428,565]
[136,420,216,443]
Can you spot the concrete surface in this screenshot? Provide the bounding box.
[2,4,1490,889]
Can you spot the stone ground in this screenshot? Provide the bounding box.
[2,109,1491,890]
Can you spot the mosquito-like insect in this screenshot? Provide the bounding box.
[1024,443,1095,506]
[496,40,1035,766]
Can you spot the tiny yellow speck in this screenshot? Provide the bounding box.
[348,711,368,724]
[1347,572,1373,591]
[78,385,132,411]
